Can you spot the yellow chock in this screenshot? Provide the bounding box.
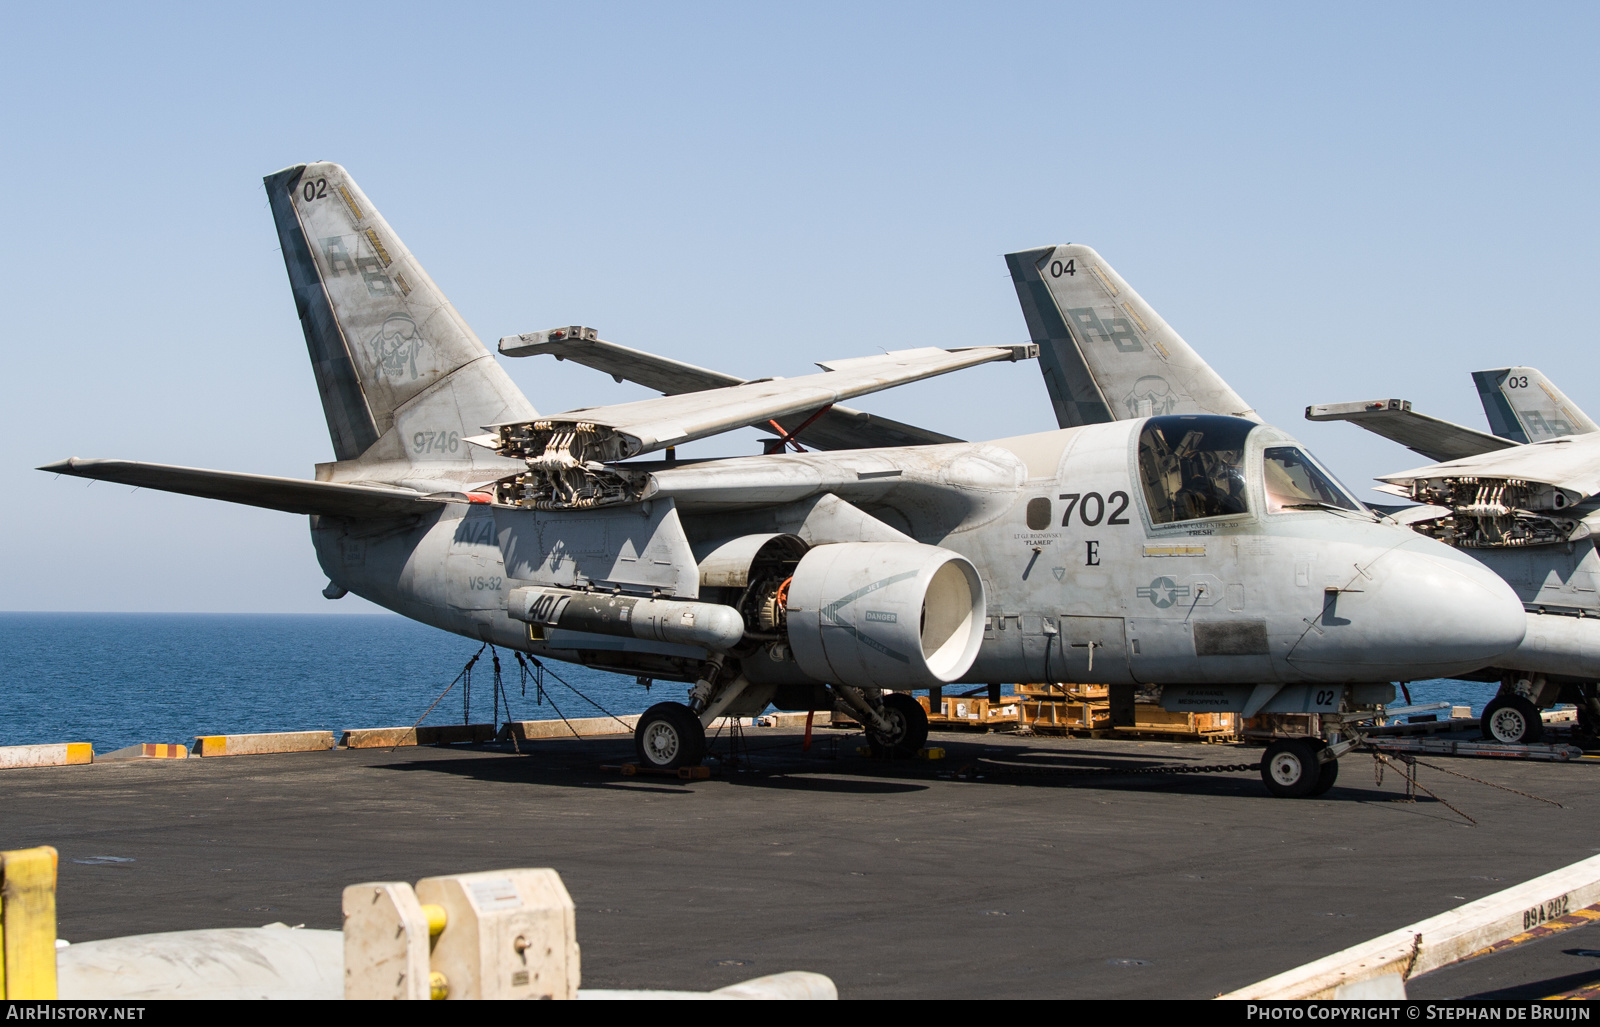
[429,970,450,1000]
[422,903,447,940]
[918,747,946,760]
[1,846,59,999]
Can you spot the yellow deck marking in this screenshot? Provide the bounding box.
[1463,902,1600,964]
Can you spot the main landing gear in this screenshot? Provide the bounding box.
[634,702,707,770]
[831,685,929,759]
[1480,695,1543,745]
[632,687,935,770]
[1260,737,1339,799]
[865,693,930,759]
[633,656,729,771]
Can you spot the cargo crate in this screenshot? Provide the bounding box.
[1017,682,1110,700]
[1119,708,1239,741]
[918,695,1022,729]
[1019,699,1111,734]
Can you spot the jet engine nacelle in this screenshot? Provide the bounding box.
[785,542,985,689]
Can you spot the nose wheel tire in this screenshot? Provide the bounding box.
[634,702,707,770]
[867,693,930,759]
[1308,753,1339,796]
[1260,738,1328,799]
[1481,696,1543,745]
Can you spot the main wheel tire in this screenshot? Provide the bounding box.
[1481,696,1543,744]
[634,702,706,770]
[867,693,930,759]
[1308,752,1340,796]
[1261,738,1324,798]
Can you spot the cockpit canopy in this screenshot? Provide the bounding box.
[1137,415,1364,525]
[1261,446,1363,515]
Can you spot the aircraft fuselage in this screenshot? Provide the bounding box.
[313,417,1524,693]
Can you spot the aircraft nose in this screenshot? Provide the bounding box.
[1376,542,1526,667]
[1290,537,1526,678]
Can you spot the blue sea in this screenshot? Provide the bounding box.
[0,613,1497,752]
[0,613,660,753]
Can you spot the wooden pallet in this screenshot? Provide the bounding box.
[1017,682,1110,700]
[1019,699,1111,734]
[1114,708,1239,742]
[918,695,1022,730]
[1021,700,1238,741]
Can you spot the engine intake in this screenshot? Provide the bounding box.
[784,542,985,689]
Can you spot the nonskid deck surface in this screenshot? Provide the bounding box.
[3,729,1596,1000]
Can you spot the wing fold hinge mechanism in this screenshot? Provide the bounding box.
[477,420,648,511]
[476,344,1037,510]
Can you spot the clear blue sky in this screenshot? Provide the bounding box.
[4,2,1597,613]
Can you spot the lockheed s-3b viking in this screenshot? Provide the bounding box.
[1310,366,1600,746]
[39,164,1529,797]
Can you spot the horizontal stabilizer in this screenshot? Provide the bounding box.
[498,331,964,450]
[38,458,446,519]
[1305,399,1516,462]
[492,345,1033,460]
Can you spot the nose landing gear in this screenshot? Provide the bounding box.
[1260,737,1339,798]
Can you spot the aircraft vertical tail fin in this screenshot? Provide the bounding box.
[1005,245,1258,428]
[263,163,535,476]
[1472,367,1598,443]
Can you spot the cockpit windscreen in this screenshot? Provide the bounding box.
[1137,415,1254,524]
[1263,447,1364,514]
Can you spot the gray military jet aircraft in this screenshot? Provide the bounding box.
[998,242,1596,749]
[1309,367,1600,745]
[39,166,1527,798]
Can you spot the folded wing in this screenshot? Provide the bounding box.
[499,330,966,450]
[1305,399,1516,462]
[1376,433,1600,500]
[483,344,1035,510]
[486,345,1032,460]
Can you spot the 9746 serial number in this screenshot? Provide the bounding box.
[413,430,462,454]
